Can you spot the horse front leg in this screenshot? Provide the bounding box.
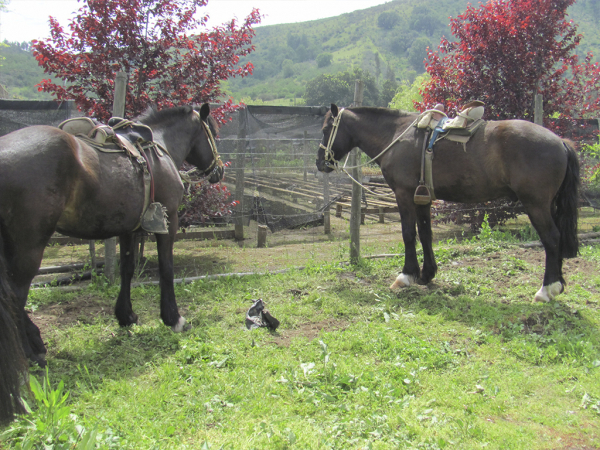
[391,194,420,289]
[114,233,139,326]
[416,203,437,284]
[155,220,189,332]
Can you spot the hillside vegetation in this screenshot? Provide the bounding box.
[1,0,599,104]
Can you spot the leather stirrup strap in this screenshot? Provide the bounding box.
[419,130,429,187]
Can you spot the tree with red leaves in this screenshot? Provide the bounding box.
[32,0,261,122]
[418,0,600,231]
[417,0,600,125]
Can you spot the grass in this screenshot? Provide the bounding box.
[3,222,600,449]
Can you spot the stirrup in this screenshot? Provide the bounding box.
[414,184,432,205]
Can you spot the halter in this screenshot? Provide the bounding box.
[319,108,345,169]
[198,118,223,177]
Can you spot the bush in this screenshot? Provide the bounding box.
[432,199,524,232]
[178,173,238,228]
[316,53,333,68]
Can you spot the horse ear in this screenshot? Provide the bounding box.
[200,103,210,121]
[331,104,339,118]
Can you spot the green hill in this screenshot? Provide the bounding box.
[0,41,53,99]
[2,0,599,104]
[228,0,600,105]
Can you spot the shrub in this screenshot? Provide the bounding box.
[316,53,333,68]
[178,173,238,228]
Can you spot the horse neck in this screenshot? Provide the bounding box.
[150,122,194,168]
[344,109,414,161]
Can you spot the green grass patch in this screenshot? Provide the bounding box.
[3,239,600,449]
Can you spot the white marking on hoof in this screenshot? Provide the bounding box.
[534,281,564,303]
[171,316,188,333]
[390,273,416,289]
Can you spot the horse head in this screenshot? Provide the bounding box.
[316,103,353,173]
[186,103,224,184]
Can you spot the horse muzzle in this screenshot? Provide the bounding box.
[316,159,335,173]
[208,165,224,184]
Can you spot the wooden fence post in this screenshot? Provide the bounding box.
[257,225,268,248]
[323,171,331,234]
[303,130,308,182]
[104,71,127,283]
[234,108,247,241]
[350,80,364,264]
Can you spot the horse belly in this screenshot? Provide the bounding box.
[431,139,511,203]
[56,155,146,240]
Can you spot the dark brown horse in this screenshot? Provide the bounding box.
[317,104,579,302]
[0,103,223,372]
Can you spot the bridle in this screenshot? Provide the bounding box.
[319,108,345,170]
[195,110,223,178]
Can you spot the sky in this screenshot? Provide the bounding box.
[0,0,392,43]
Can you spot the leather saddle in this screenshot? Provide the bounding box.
[58,117,169,234]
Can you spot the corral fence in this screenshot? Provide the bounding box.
[2,100,600,267]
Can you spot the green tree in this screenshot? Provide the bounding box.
[408,37,431,72]
[316,53,333,68]
[389,73,429,111]
[389,30,419,56]
[303,74,351,106]
[377,11,401,30]
[409,6,443,36]
[379,78,399,107]
[282,59,295,78]
[303,67,379,106]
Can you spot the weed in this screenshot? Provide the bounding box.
[1,368,119,449]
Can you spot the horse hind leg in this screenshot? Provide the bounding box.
[525,205,564,302]
[9,255,48,367]
[415,204,437,284]
[114,233,139,327]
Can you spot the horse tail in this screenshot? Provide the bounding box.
[0,235,28,425]
[554,140,580,259]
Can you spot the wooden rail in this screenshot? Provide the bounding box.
[48,229,235,246]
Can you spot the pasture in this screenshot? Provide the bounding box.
[2,216,600,449]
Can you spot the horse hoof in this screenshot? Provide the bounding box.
[171,316,190,333]
[534,281,563,303]
[117,312,139,327]
[390,273,416,289]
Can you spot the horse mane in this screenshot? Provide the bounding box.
[137,105,220,136]
[322,107,413,129]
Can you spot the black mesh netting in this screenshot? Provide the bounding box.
[215,106,356,232]
[0,100,82,137]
